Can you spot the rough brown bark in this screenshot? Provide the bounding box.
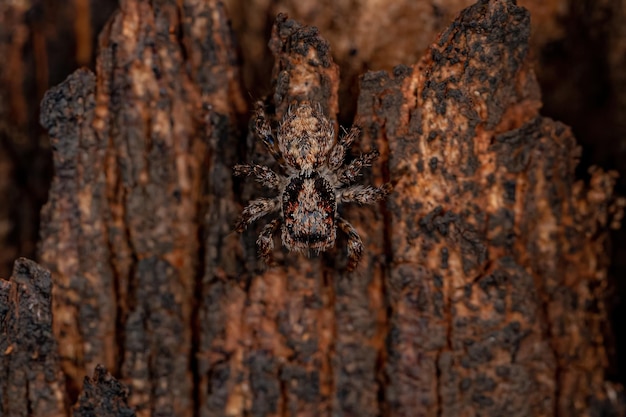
[355,2,624,415]
[0,258,134,417]
[39,0,246,415]
[0,258,67,416]
[73,365,135,417]
[223,0,583,123]
[2,0,625,416]
[38,67,111,404]
[0,0,118,278]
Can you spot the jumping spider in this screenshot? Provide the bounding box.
[234,102,391,270]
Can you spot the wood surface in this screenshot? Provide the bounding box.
[1,0,625,416]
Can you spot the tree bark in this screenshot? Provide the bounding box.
[355,2,623,414]
[0,258,134,416]
[73,365,135,417]
[1,258,67,417]
[1,0,624,416]
[0,0,119,278]
[38,1,246,415]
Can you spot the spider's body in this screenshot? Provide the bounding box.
[282,171,337,253]
[277,105,334,173]
[235,102,391,270]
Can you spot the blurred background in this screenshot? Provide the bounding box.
[1,0,625,382]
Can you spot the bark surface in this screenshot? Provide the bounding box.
[1,0,624,416]
[73,365,135,417]
[0,0,119,278]
[1,258,67,416]
[356,2,623,415]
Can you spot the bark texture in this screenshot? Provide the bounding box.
[0,0,118,278]
[355,2,623,415]
[39,0,246,415]
[0,258,67,416]
[224,0,576,122]
[73,365,135,417]
[1,0,625,416]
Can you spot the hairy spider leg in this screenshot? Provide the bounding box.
[233,164,281,189]
[254,102,287,168]
[338,184,392,205]
[235,197,280,232]
[328,125,361,171]
[257,219,281,265]
[337,217,363,271]
[338,150,380,185]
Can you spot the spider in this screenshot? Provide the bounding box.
[234,102,392,270]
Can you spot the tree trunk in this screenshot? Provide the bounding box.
[1,0,625,416]
[0,0,119,278]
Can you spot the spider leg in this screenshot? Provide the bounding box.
[233,164,282,189]
[337,150,380,185]
[337,217,363,271]
[328,125,361,171]
[256,218,281,266]
[254,102,286,167]
[338,184,392,205]
[235,197,280,232]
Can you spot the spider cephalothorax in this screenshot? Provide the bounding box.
[234,102,391,270]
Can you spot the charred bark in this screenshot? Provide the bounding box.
[1,0,624,416]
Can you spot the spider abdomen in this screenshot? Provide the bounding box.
[281,172,337,252]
